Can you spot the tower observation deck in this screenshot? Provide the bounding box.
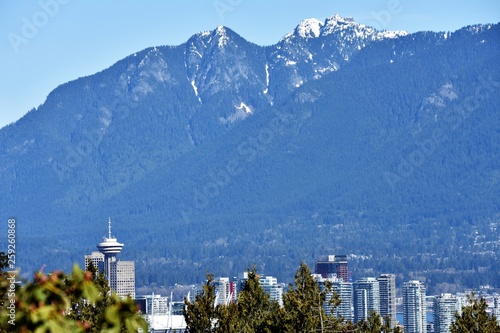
[97,218,124,279]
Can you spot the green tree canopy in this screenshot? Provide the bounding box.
[450,292,500,333]
[282,262,331,332]
[183,273,217,333]
[182,263,418,333]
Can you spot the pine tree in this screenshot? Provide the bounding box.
[235,268,284,333]
[355,311,384,333]
[214,301,240,333]
[450,292,500,333]
[183,268,287,333]
[183,273,217,332]
[283,262,330,333]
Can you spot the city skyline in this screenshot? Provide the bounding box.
[83,238,499,330]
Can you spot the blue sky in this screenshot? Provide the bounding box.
[1,0,499,129]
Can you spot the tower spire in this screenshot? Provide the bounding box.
[108,217,112,239]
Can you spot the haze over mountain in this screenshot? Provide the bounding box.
[1,15,499,292]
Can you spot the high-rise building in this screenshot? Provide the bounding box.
[237,272,283,306]
[110,260,135,299]
[378,274,397,327]
[86,218,135,299]
[353,277,380,323]
[403,280,427,333]
[259,275,283,306]
[313,274,353,321]
[315,255,349,282]
[434,293,460,333]
[84,251,104,272]
[214,277,236,305]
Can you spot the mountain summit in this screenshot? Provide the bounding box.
[1,16,499,292]
[290,14,408,40]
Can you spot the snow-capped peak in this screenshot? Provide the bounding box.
[283,14,408,41]
[324,14,355,27]
[378,30,408,39]
[216,25,226,34]
[296,18,323,39]
[322,14,363,37]
[215,26,229,47]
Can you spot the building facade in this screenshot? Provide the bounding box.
[378,274,397,327]
[259,275,284,306]
[236,272,283,306]
[214,277,238,305]
[314,274,353,321]
[403,280,427,333]
[135,294,169,315]
[109,260,135,299]
[315,255,349,282]
[353,277,380,323]
[433,294,461,333]
[84,251,104,272]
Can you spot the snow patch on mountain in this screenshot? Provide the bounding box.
[284,14,408,42]
[236,102,253,114]
[264,63,269,94]
[463,24,493,34]
[378,30,408,39]
[191,80,202,103]
[219,102,253,124]
[216,26,229,47]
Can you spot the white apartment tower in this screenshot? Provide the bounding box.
[237,272,283,306]
[259,275,283,307]
[84,251,104,272]
[353,277,380,323]
[378,274,397,327]
[214,277,233,305]
[314,274,353,321]
[403,280,427,333]
[434,293,461,333]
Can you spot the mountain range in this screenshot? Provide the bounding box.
[1,15,499,293]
